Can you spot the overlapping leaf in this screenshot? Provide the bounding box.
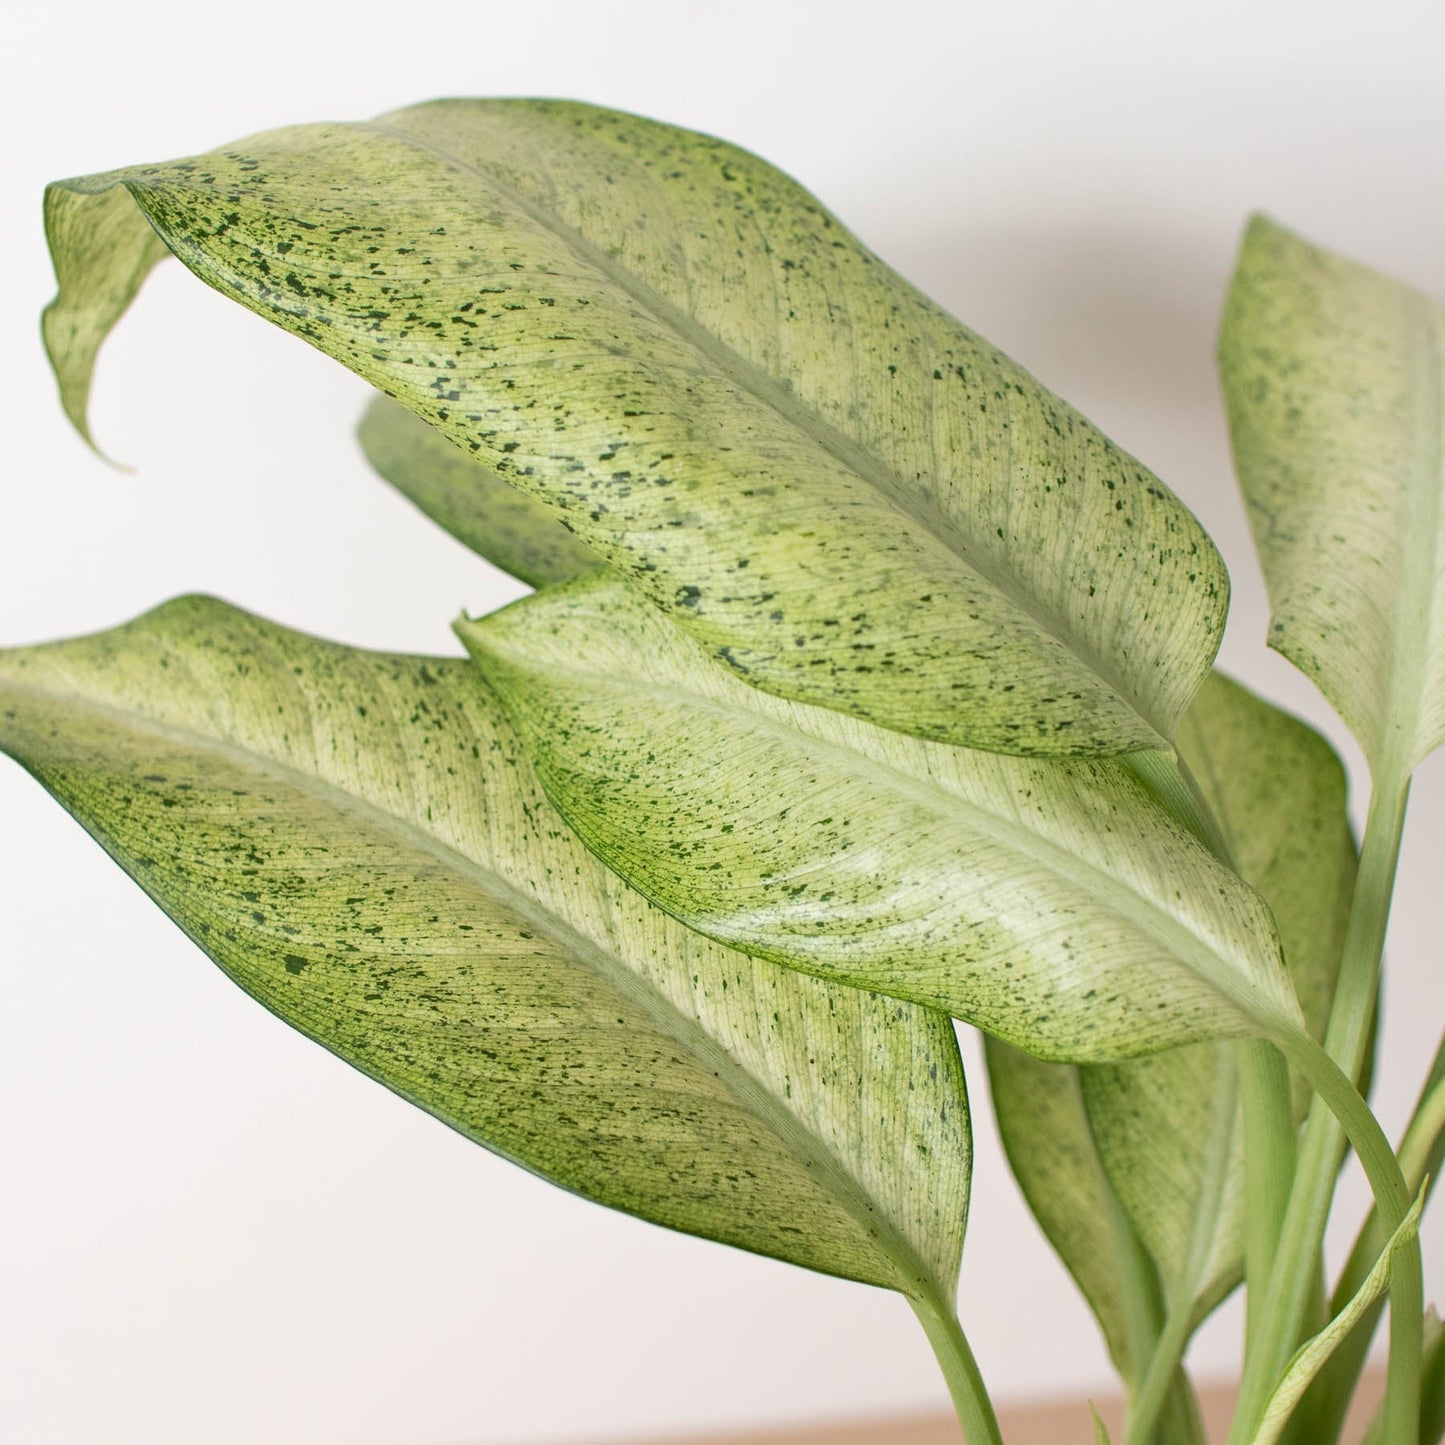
[459,571,1305,1061]
[44,98,1228,756]
[357,394,599,588]
[1220,216,1445,776]
[0,598,971,1303]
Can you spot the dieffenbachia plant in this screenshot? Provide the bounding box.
[8,100,1442,1442]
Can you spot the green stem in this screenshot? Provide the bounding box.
[1305,1032,1445,1442]
[1238,1037,1298,1349]
[1229,1027,1420,1444]
[1227,778,1414,1443]
[1126,1302,1197,1445]
[910,1291,1003,1445]
[1161,1371,1209,1445]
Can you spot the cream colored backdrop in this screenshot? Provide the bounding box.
[1,2,1441,1440]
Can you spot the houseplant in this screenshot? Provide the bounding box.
[6,97,1442,1441]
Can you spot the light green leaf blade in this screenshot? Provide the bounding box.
[459,571,1305,1061]
[357,394,600,588]
[1081,673,1355,1314]
[43,99,1230,757]
[0,598,970,1303]
[1251,1189,1425,1445]
[1220,215,1445,776]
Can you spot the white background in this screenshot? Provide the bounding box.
[2,2,1443,1441]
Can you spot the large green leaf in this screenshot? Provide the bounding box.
[357,394,600,588]
[1219,215,1445,777]
[0,598,971,1306]
[458,571,1304,1061]
[43,99,1229,757]
[1081,674,1355,1314]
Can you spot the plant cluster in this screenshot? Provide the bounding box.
[8,99,1444,1443]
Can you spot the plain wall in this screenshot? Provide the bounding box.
[2,2,1442,1441]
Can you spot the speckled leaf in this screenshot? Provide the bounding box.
[1081,674,1355,1317]
[43,99,1229,757]
[1220,216,1445,777]
[458,571,1306,1061]
[357,394,599,588]
[0,598,971,1307]
[1252,1190,1424,1445]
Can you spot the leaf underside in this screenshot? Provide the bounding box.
[1220,214,1445,776]
[357,394,600,588]
[0,598,970,1303]
[43,98,1228,756]
[460,571,1303,1061]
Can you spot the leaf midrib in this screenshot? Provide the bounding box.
[0,667,952,1302]
[354,115,1153,737]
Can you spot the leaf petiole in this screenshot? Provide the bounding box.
[909,1291,1003,1445]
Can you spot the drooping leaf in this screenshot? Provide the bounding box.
[43,99,1229,757]
[357,394,599,588]
[1251,1189,1425,1445]
[1080,674,1355,1314]
[41,181,170,454]
[458,571,1304,1061]
[1219,215,1445,777]
[0,597,971,1305]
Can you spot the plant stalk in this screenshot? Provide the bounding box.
[1126,1302,1198,1445]
[1238,1037,1298,1349]
[910,1292,1003,1445]
[1230,1034,1419,1444]
[1227,777,1413,1441]
[1301,1030,1445,1442]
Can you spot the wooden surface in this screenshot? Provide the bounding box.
[611,1368,1386,1444]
